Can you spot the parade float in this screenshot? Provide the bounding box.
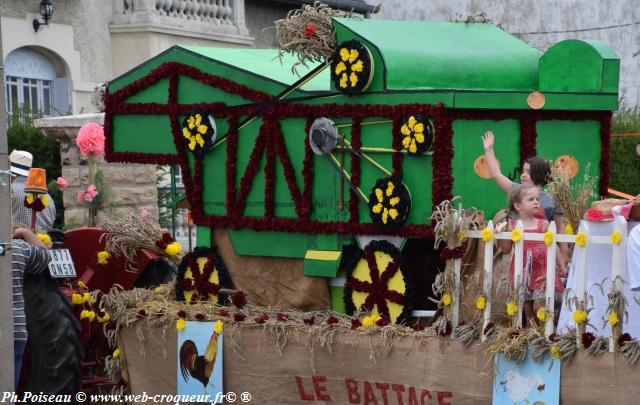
[56,3,640,404]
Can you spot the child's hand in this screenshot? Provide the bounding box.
[482,131,495,151]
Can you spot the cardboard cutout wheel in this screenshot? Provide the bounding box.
[176,246,231,304]
[400,115,434,155]
[181,111,217,155]
[23,273,83,393]
[344,240,414,324]
[368,177,411,231]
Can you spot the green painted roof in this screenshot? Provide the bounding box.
[333,18,540,91]
[181,46,330,92]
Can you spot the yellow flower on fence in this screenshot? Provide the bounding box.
[214,320,224,334]
[112,349,120,359]
[80,310,96,322]
[536,307,550,322]
[165,241,182,257]
[572,310,587,324]
[511,228,523,243]
[475,295,486,311]
[506,300,518,316]
[71,293,84,305]
[575,232,587,248]
[458,231,467,242]
[543,230,554,246]
[442,293,452,306]
[608,311,620,326]
[482,227,493,242]
[550,344,561,359]
[611,231,622,245]
[176,318,186,331]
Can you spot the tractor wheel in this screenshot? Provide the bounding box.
[23,273,83,394]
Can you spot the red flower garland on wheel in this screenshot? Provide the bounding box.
[175,246,231,304]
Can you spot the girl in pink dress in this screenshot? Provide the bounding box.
[499,185,564,325]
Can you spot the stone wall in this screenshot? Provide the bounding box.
[34,113,159,228]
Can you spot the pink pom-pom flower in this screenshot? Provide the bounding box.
[77,191,86,204]
[84,184,99,202]
[76,123,105,158]
[56,177,68,191]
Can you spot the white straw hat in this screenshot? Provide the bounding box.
[9,150,33,176]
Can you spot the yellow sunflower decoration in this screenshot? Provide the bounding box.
[400,115,434,155]
[331,40,374,94]
[344,240,414,324]
[368,176,411,231]
[181,111,216,155]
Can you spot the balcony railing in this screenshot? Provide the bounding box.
[113,0,250,38]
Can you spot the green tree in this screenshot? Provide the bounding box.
[7,109,64,228]
[610,105,640,195]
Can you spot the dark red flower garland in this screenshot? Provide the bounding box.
[431,110,454,206]
[226,115,239,218]
[519,117,537,166]
[599,112,612,197]
[301,118,314,221]
[264,119,276,219]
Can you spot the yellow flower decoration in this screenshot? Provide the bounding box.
[611,231,622,245]
[36,232,52,248]
[511,228,523,243]
[442,293,453,306]
[97,308,111,323]
[176,318,186,331]
[475,295,487,311]
[181,111,215,154]
[564,223,574,235]
[536,307,550,322]
[482,227,493,242]
[543,230,554,246]
[572,310,587,324]
[400,115,433,155]
[71,293,84,305]
[332,40,372,94]
[608,311,620,326]
[80,310,96,322]
[165,241,182,257]
[458,231,467,242]
[112,348,120,359]
[77,281,88,290]
[97,250,111,265]
[506,300,518,317]
[362,314,381,327]
[83,292,91,303]
[575,232,587,248]
[368,177,409,229]
[214,320,224,334]
[550,344,561,359]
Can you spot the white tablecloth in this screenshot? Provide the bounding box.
[557,220,640,337]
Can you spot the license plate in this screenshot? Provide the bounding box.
[48,249,77,278]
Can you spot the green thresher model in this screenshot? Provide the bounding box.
[105,18,619,323]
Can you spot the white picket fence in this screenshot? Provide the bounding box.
[454,215,629,351]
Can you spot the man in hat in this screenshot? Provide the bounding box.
[10,150,56,231]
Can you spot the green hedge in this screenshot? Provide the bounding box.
[609,106,640,196]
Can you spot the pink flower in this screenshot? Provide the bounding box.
[139,208,150,218]
[76,123,105,158]
[77,191,86,204]
[56,177,68,191]
[84,184,99,202]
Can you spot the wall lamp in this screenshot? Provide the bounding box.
[33,0,53,32]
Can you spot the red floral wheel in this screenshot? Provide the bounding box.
[176,246,230,304]
[343,240,414,324]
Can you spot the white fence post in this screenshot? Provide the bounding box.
[481,220,495,342]
[545,222,558,337]
[451,257,462,339]
[575,221,590,345]
[513,220,525,328]
[610,216,627,351]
